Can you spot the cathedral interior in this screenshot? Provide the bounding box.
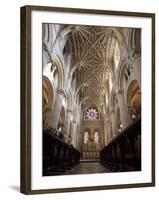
[42,24,141,176]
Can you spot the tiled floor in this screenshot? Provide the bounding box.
[64,162,110,175]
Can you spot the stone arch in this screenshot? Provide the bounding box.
[42,75,54,108]
[52,55,65,90]
[42,50,51,70]
[42,75,55,128]
[74,83,89,104]
[116,60,128,91]
[126,79,141,118]
[111,28,127,52]
[60,25,73,38]
[47,24,54,51]
[79,96,89,110]
[58,105,66,129]
[42,23,49,44]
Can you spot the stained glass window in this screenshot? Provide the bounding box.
[84,131,89,143]
[94,132,99,143]
[85,107,99,120]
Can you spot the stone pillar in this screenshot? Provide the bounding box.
[43,107,52,128]
[100,132,105,148]
[106,119,113,143]
[71,120,77,148]
[50,89,65,130]
[117,90,132,129]
[42,50,49,70]
[76,123,80,150]
[132,57,141,89]
[110,109,117,137]
[64,109,73,143]
[103,117,108,145]
[104,108,113,144]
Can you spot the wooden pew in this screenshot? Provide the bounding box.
[43,129,80,176]
[100,118,141,172]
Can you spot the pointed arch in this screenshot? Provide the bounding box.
[52,55,65,90]
[111,28,127,52]
[116,60,128,91]
[42,75,55,108]
[126,79,141,118]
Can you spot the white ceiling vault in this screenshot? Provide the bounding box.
[63,25,127,113]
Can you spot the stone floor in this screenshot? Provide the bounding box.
[64,162,110,175]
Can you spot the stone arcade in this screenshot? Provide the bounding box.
[42,24,141,175]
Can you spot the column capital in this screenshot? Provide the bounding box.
[57,88,66,98]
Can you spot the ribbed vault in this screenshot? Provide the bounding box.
[63,25,123,113]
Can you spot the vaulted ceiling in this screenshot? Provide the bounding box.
[63,25,124,112]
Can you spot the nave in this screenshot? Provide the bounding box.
[42,23,141,176]
[43,117,141,176]
[64,162,110,175]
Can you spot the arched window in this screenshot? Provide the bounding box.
[94,132,99,144]
[84,131,89,143]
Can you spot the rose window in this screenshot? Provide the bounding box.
[86,108,98,120]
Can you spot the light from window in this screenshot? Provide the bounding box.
[84,131,89,143]
[94,132,99,143]
[86,108,98,120]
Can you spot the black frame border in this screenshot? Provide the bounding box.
[20,5,155,194]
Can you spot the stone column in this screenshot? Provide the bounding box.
[64,109,73,143]
[117,90,132,129]
[110,109,117,137]
[71,120,77,148]
[106,119,113,143]
[104,108,113,144]
[132,57,141,89]
[103,117,108,145]
[43,108,52,128]
[50,89,65,130]
[76,123,81,150]
[42,50,49,70]
[100,132,105,148]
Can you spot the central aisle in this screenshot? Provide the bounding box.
[64,162,110,175]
